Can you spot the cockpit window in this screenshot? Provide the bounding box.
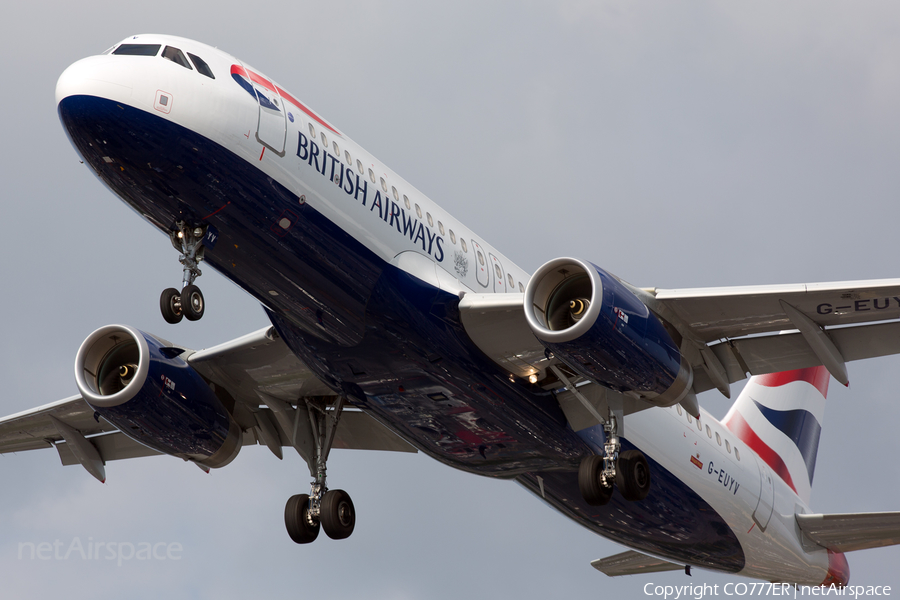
[113,44,161,56]
[162,46,193,70]
[188,53,215,79]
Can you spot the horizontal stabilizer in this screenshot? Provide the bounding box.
[796,512,900,552]
[591,550,682,576]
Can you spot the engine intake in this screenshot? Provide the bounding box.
[524,258,692,406]
[75,325,241,468]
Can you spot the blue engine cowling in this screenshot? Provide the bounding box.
[524,258,693,407]
[74,325,241,468]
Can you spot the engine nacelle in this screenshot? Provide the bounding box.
[524,258,692,407]
[74,325,241,469]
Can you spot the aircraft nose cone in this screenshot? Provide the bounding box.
[56,55,134,107]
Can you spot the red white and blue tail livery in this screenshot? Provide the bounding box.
[724,367,829,505]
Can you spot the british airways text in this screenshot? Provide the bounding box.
[296,132,445,262]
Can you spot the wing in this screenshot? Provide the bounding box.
[797,512,900,552]
[649,279,900,392]
[459,278,900,399]
[0,326,414,482]
[590,550,682,576]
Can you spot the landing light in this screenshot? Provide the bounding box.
[528,374,538,384]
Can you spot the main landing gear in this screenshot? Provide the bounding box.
[160,222,207,324]
[578,413,651,505]
[284,396,357,543]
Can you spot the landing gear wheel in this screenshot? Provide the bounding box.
[578,455,614,506]
[616,450,651,502]
[181,284,204,321]
[285,494,320,544]
[321,489,356,540]
[160,288,183,324]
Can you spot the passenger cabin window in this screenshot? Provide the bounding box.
[735,447,741,461]
[345,150,352,165]
[368,168,375,184]
[333,141,340,156]
[508,274,515,288]
[676,405,683,416]
[309,124,317,139]
[696,418,702,431]
[477,250,485,266]
[518,282,525,292]
[380,177,388,193]
[392,186,399,201]
[449,229,456,244]
[403,195,411,210]
[415,204,422,218]
[427,213,433,227]
[321,132,328,148]
[162,46,193,70]
[113,44,161,56]
[356,159,364,174]
[461,239,468,253]
[438,221,445,236]
[725,439,731,453]
[715,432,722,446]
[706,425,712,438]
[188,53,215,79]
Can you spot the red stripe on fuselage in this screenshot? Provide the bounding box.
[724,411,798,495]
[274,84,341,137]
[230,65,342,137]
[754,367,830,398]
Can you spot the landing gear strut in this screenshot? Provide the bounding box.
[160,222,207,324]
[577,411,651,504]
[284,396,356,543]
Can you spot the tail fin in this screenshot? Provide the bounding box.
[723,367,830,504]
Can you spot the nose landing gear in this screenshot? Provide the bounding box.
[159,222,207,324]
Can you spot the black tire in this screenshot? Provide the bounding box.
[578,455,613,506]
[181,284,204,321]
[285,494,320,544]
[160,288,183,324]
[616,450,651,502]
[320,489,356,540]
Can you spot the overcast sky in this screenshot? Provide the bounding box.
[1,1,899,597]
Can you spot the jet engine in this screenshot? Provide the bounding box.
[524,258,692,407]
[74,325,242,468]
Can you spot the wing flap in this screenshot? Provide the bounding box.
[654,279,900,342]
[0,395,116,455]
[590,550,682,576]
[691,322,900,394]
[56,431,163,465]
[796,512,900,552]
[328,411,417,453]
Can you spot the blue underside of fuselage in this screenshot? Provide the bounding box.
[57,94,744,572]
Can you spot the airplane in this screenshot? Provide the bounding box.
[2,33,900,585]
